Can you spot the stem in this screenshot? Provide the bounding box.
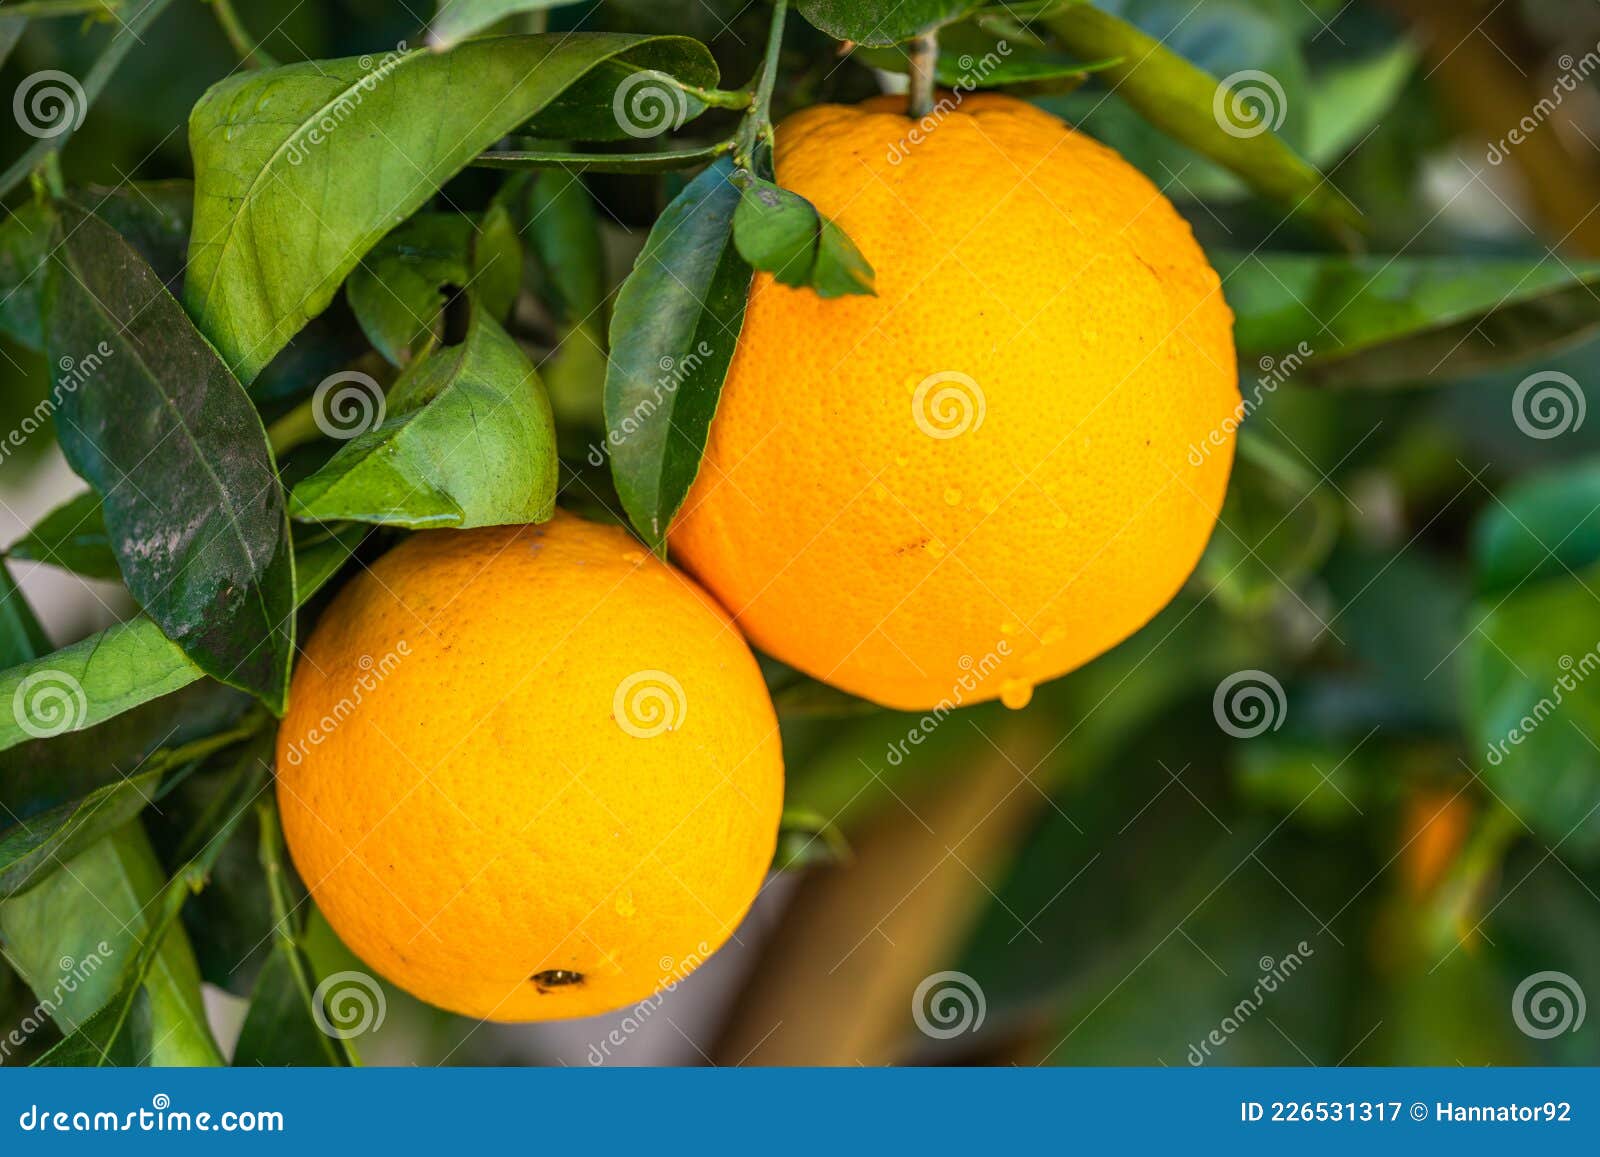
[207,0,276,69]
[734,0,788,172]
[265,396,323,458]
[907,31,938,119]
[676,81,753,110]
[0,0,121,15]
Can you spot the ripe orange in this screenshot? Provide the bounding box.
[671,94,1239,711]
[275,512,784,1021]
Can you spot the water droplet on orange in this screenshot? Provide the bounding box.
[999,679,1034,710]
[943,487,962,506]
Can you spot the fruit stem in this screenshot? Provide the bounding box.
[907,30,938,119]
[207,0,277,69]
[733,0,788,173]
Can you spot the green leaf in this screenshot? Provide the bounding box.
[0,0,178,200]
[1,823,223,1066]
[185,33,717,383]
[1473,461,1600,597]
[502,169,607,325]
[797,0,978,47]
[605,157,751,550]
[1195,430,1339,615]
[474,142,732,174]
[1304,41,1418,165]
[5,489,118,580]
[0,769,163,898]
[1465,563,1600,860]
[232,801,356,1066]
[852,20,1118,87]
[290,310,556,529]
[427,0,587,50]
[0,561,51,667]
[346,212,522,368]
[733,175,875,298]
[1218,252,1600,385]
[1043,3,1361,240]
[47,204,295,712]
[0,533,359,754]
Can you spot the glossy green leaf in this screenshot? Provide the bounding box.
[47,204,295,712]
[797,0,978,46]
[1473,461,1600,597]
[2,823,223,1066]
[291,310,557,529]
[0,532,359,754]
[0,769,163,898]
[1043,3,1361,240]
[733,176,875,298]
[1219,252,1600,384]
[427,0,586,49]
[185,33,717,382]
[1465,563,1600,861]
[0,0,178,200]
[605,158,751,550]
[346,212,522,367]
[5,490,118,580]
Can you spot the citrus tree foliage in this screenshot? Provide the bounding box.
[0,0,1596,1067]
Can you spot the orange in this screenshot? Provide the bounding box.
[275,512,784,1021]
[671,94,1239,711]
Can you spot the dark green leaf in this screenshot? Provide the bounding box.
[1043,3,1361,240]
[1,823,222,1066]
[0,533,357,753]
[346,212,522,368]
[185,33,717,382]
[5,489,118,580]
[797,0,978,47]
[504,169,607,326]
[47,204,295,712]
[0,0,178,200]
[1219,252,1600,385]
[0,769,163,898]
[853,21,1118,87]
[1465,563,1600,860]
[1473,461,1600,597]
[0,561,50,666]
[290,310,556,529]
[605,157,751,549]
[427,0,587,50]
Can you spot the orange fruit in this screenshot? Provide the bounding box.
[671,94,1239,711]
[275,512,784,1021]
